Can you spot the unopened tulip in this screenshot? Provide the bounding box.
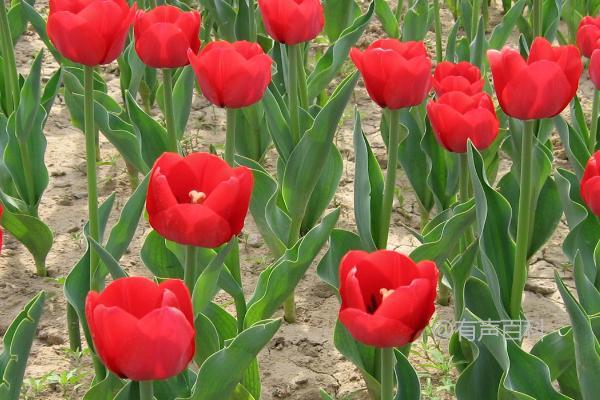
[427,91,499,153]
[581,151,600,216]
[134,5,201,68]
[487,37,582,120]
[433,61,485,96]
[590,49,600,90]
[47,0,136,66]
[188,41,272,109]
[577,16,600,58]
[85,277,195,381]
[258,0,324,45]
[338,250,438,348]
[146,152,253,248]
[350,39,432,109]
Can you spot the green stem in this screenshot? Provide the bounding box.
[471,0,480,41]
[84,66,101,292]
[162,69,178,153]
[533,0,542,37]
[139,381,154,400]
[0,0,19,113]
[296,45,309,111]
[510,119,535,320]
[287,44,301,144]
[590,90,599,154]
[378,109,402,249]
[283,216,303,323]
[381,347,396,400]
[433,0,443,63]
[66,303,81,352]
[225,108,236,165]
[184,245,198,292]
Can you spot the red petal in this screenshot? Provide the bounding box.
[47,12,107,65]
[339,308,415,348]
[159,279,194,326]
[95,277,164,318]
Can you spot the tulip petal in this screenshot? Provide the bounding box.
[339,308,416,348]
[159,279,194,326]
[47,12,107,65]
[94,276,164,318]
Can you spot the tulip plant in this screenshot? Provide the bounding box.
[4,0,600,399]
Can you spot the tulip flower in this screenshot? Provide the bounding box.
[134,5,201,69]
[85,277,195,382]
[487,37,582,120]
[146,152,253,249]
[581,151,600,216]
[591,49,600,90]
[350,39,432,110]
[258,0,324,45]
[432,61,485,97]
[188,41,272,109]
[427,91,499,153]
[577,16,600,58]
[338,250,438,347]
[47,0,136,66]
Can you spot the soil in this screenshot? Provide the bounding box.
[0,1,586,399]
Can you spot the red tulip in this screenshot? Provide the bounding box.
[350,39,432,109]
[134,5,201,69]
[433,61,484,96]
[427,91,499,153]
[487,37,582,120]
[577,16,600,58]
[581,151,600,216]
[258,0,324,45]
[188,41,272,109]
[338,250,438,348]
[146,152,253,248]
[85,277,195,381]
[47,0,136,66]
[590,49,600,90]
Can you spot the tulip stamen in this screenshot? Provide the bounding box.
[189,190,206,204]
[380,288,394,301]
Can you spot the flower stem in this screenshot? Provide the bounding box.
[184,245,198,292]
[381,347,396,400]
[0,0,19,113]
[283,215,303,323]
[139,381,154,400]
[433,0,443,63]
[84,65,101,292]
[589,89,599,154]
[287,44,301,144]
[533,0,542,37]
[510,119,535,320]
[225,108,236,165]
[162,69,178,153]
[378,109,402,249]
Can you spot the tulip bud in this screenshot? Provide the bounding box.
[581,151,600,216]
[258,0,324,45]
[577,16,600,58]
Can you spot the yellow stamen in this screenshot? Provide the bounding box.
[189,190,206,204]
[380,288,394,301]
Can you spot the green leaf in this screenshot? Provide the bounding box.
[82,373,125,400]
[489,0,526,49]
[87,236,128,279]
[394,349,420,400]
[282,72,358,223]
[374,0,399,37]
[555,272,600,400]
[308,2,373,99]
[245,208,339,327]
[262,86,293,162]
[402,0,429,41]
[554,115,589,178]
[186,319,282,400]
[141,230,184,279]
[0,208,52,273]
[173,66,195,139]
[192,239,236,315]
[194,313,221,367]
[352,110,383,250]
[0,291,45,400]
[323,0,360,41]
[317,228,364,290]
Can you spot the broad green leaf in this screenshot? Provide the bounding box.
[194,313,221,366]
[374,0,398,37]
[172,66,195,138]
[402,0,429,41]
[245,208,339,326]
[0,291,45,400]
[317,228,364,290]
[323,0,360,41]
[186,319,282,400]
[87,237,128,279]
[141,230,184,279]
[489,0,526,49]
[394,349,420,400]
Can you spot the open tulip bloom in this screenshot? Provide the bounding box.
[577,15,600,58]
[339,250,438,398]
[86,277,194,397]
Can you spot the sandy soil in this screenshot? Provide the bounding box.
[0,1,586,399]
